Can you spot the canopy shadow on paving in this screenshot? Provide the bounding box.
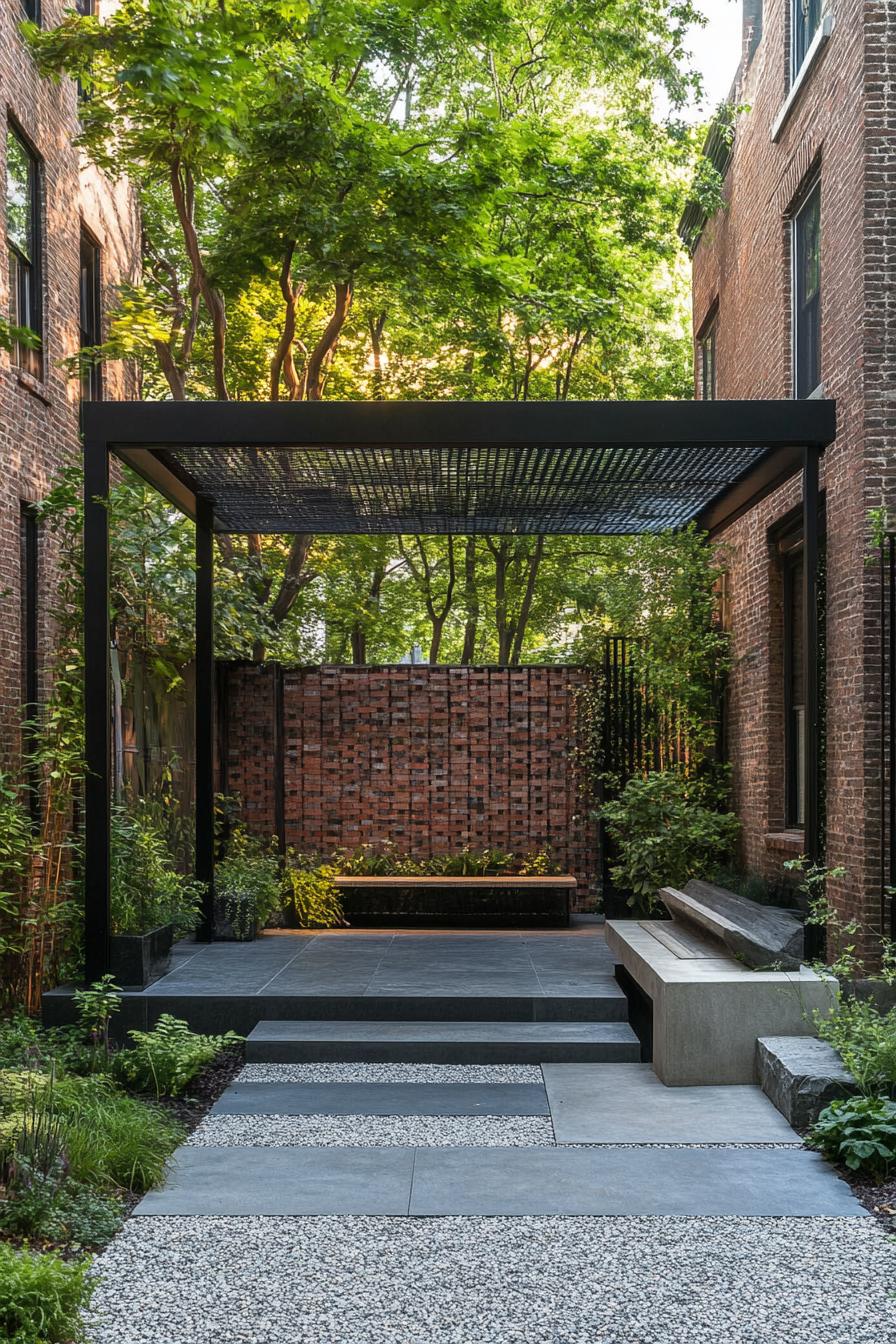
[81,399,836,980]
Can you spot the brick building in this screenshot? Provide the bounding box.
[685,0,896,941]
[0,1,139,766]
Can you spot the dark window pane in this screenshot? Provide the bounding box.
[794,181,821,398]
[6,130,33,260]
[699,321,717,400]
[79,231,103,401]
[20,1,41,22]
[793,0,821,76]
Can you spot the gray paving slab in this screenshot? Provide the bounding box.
[543,1063,801,1143]
[408,1146,867,1216]
[211,1080,551,1116]
[133,1147,415,1215]
[135,1145,867,1217]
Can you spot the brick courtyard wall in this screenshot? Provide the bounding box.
[691,0,893,946]
[220,664,599,908]
[0,2,140,769]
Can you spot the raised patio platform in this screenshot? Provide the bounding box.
[43,924,634,1048]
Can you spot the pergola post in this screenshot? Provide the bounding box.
[83,435,111,984]
[803,444,822,865]
[195,496,216,941]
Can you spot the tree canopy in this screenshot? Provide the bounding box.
[29,0,709,661]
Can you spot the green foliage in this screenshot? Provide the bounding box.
[111,803,202,936]
[816,997,896,1097]
[0,1070,185,1194]
[326,844,560,878]
[808,1095,896,1179]
[0,774,38,996]
[73,976,122,1061]
[282,863,347,930]
[0,1014,97,1078]
[599,768,740,912]
[0,1241,94,1344]
[0,1168,123,1249]
[113,1015,241,1099]
[215,826,282,939]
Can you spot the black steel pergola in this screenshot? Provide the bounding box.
[82,398,836,981]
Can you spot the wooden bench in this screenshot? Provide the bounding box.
[333,875,575,928]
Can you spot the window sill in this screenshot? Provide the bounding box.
[771,14,835,143]
[16,370,51,405]
[764,829,806,855]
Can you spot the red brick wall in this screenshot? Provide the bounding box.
[220,664,598,907]
[691,1,893,942]
[0,1,140,769]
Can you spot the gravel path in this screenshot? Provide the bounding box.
[187,1113,555,1147]
[87,1214,896,1344]
[237,1062,543,1084]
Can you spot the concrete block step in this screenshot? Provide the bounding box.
[246,1019,641,1064]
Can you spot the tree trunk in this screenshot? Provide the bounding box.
[461,536,478,664]
[169,161,230,400]
[306,281,353,400]
[368,312,387,398]
[509,536,544,664]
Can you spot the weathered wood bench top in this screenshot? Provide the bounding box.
[333,875,576,887]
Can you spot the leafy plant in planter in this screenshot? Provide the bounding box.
[214,825,282,941]
[808,1095,896,1179]
[598,767,739,914]
[111,803,202,937]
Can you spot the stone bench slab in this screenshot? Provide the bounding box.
[660,879,805,969]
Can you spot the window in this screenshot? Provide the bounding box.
[79,230,103,401]
[698,317,717,401]
[5,125,42,378]
[20,1,41,22]
[793,178,821,399]
[792,0,822,81]
[782,544,806,829]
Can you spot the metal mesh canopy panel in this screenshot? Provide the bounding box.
[161,441,773,535]
[93,399,837,536]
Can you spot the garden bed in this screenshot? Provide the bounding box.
[332,875,575,927]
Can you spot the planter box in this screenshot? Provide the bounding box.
[109,923,175,990]
[214,896,258,942]
[333,876,574,928]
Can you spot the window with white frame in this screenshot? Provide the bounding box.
[792,0,822,82]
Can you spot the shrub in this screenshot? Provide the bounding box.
[111,802,203,936]
[598,768,739,913]
[0,1069,184,1194]
[215,826,282,939]
[0,1242,93,1344]
[324,844,560,879]
[283,861,346,929]
[816,996,896,1095]
[0,1167,123,1248]
[114,1014,241,1098]
[808,1095,896,1179]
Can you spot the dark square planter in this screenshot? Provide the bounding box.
[110,923,175,989]
[214,895,258,942]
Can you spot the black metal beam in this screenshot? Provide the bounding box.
[83,435,111,983]
[195,497,216,941]
[697,444,805,536]
[803,445,822,864]
[86,397,838,452]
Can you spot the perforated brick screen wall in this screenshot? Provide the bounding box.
[219,663,598,908]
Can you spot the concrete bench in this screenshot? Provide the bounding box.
[333,876,575,927]
[606,918,837,1085]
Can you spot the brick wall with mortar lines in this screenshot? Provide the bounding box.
[220,664,599,908]
[0,1,140,768]
[691,0,890,940]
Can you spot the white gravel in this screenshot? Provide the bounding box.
[86,1214,896,1344]
[237,1062,543,1084]
[187,1113,555,1147]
